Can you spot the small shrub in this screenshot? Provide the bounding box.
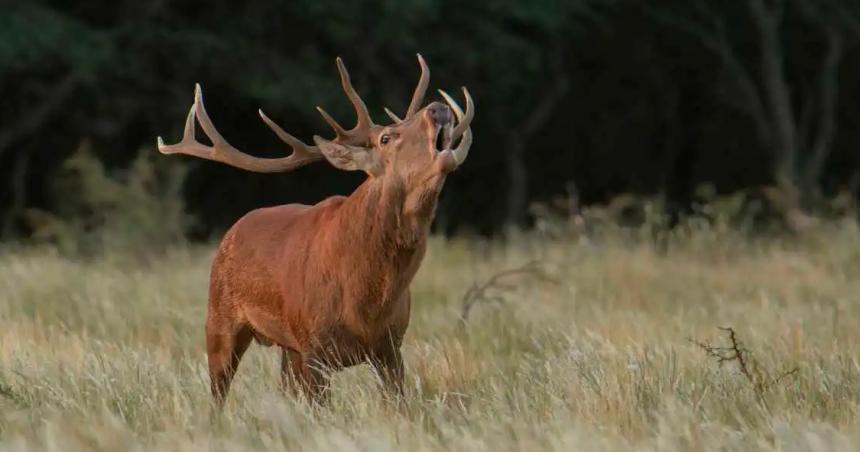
[26,143,193,259]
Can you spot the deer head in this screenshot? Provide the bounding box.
[156,55,473,202]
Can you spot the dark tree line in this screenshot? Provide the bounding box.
[2,0,860,239]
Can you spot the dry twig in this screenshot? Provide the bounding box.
[692,327,798,396]
[460,260,558,324]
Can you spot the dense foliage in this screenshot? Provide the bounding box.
[2,0,859,238]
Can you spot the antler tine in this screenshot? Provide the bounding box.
[157,83,323,173]
[438,87,474,166]
[444,87,474,143]
[157,102,197,153]
[315,106,349,140]
[316,57,374,145]
[384,107,403,123]
[258,109,320,160]
[405,53,430,119]
[192,84,229,147]
[157,85,216,158]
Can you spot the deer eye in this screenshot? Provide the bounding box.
[380,134,391,145]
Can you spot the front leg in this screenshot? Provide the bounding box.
[370,294,410,401]
[370,344,404,400]
[281,348,330,404]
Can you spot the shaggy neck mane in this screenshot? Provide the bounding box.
[338,174,438,252]
[323,174,439,311]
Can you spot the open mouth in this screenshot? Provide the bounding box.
[434,124,453,152]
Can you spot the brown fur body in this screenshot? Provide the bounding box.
[206,158,446,401]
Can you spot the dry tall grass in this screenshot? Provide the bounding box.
[2,221,860,451]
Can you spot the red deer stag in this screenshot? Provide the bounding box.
[156,55,473,405]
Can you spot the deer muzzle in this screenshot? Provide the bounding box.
[426,102,453,126]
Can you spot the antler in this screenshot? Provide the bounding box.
[406,54,430,119]
[439,87,474,166]
[157,57,473,171]
[315,57,375,146]
[157,84,323,173]
[384,54,430,124]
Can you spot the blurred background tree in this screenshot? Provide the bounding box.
[2,0,860,241]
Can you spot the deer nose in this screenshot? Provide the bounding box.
[426,102,452,126]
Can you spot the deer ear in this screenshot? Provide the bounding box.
[313,136,382,176]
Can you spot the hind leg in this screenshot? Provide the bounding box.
[207,319,253,407]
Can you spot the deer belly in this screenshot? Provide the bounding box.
[312,326,387,368]
[241,305,300,350]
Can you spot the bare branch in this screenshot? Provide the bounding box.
[647,2,771,144]
[793,1,846,189]
[460,260,558,324]
[692,327,798,397]
[747,0,800,189]
[806,29,842,186]
[691,327,757,386]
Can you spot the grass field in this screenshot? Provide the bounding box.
[2,222,860,451]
